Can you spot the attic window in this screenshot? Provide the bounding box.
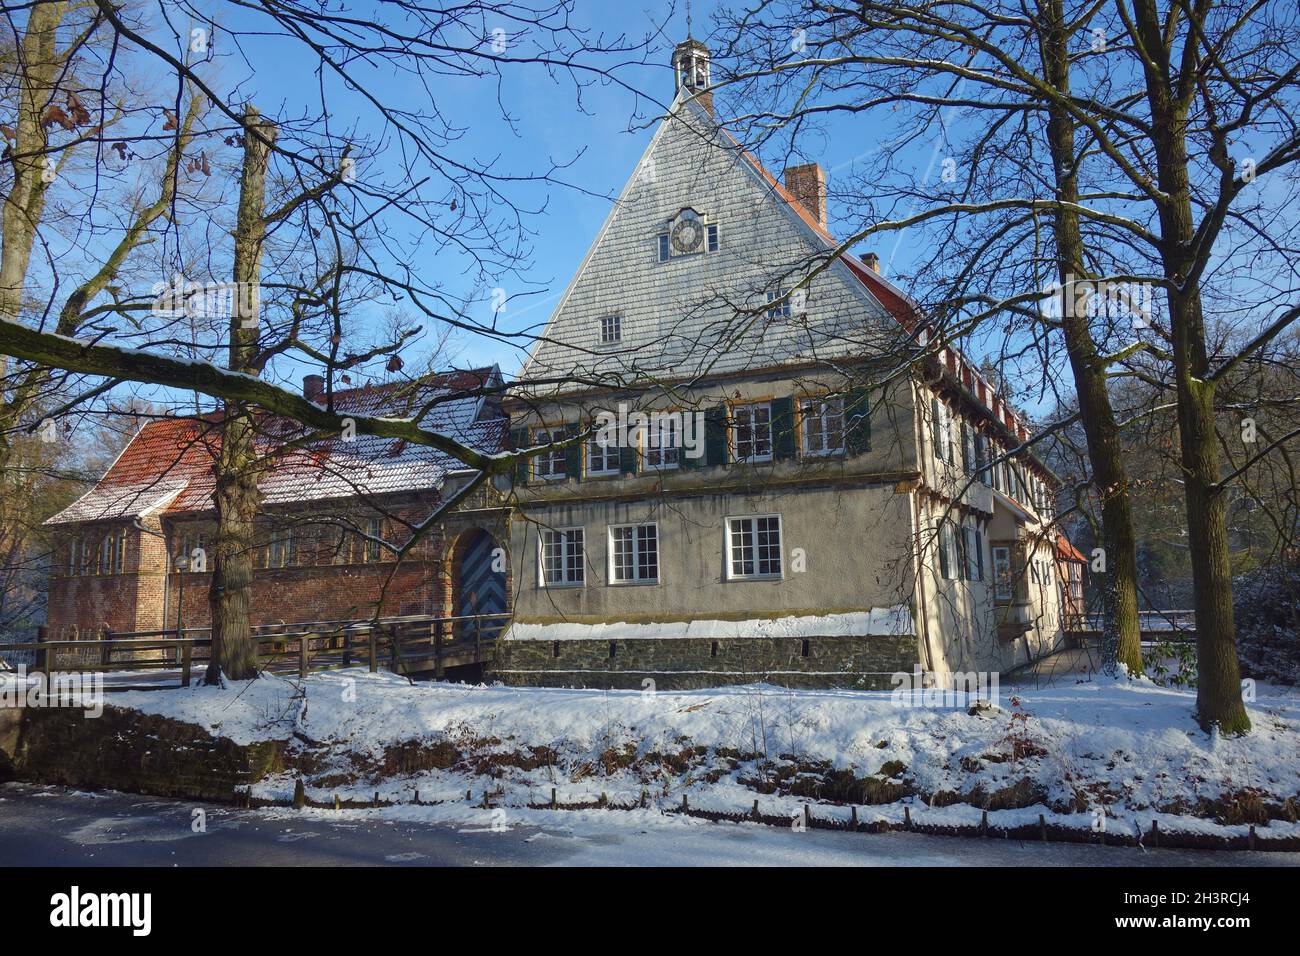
[766,290,792,320]
[706,223,719,252]
[657,234,670,262]
[600,315,622,345]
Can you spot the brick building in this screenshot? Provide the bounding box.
[43,368,511,640]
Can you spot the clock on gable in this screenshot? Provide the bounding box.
[668,208,706,255]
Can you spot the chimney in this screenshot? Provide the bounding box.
[302,374,325,402]
[862,252,880,273]
[783,163,827,228]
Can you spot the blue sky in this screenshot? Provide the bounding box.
[200,0,921,379]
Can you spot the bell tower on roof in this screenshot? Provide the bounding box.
[672,37,711,99]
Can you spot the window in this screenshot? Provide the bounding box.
[727,515,782,579]
[766,290,792,319]
[931,399,953,463]
[643,415,679,470]
[732,402,773,462]
[974,432,989,483]
[599,314,621,345]
[657,233,670,262]
[540,527,584,586]
[586,435,620,477]
[78,536,93,576]
[800,397,844,456]
[532,426,568,481]
[360,517,383,563]
[181,531,207,571]
[267,530,297,569]
[992,546,1014,600]
[961,422,975,476]
[98,533,124,575]
[937,519,958,581]
[706,223,719,252]
[610,523,658,583]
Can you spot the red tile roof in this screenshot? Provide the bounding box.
[46,367,507,525]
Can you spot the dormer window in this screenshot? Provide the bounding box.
[600,315,621,345]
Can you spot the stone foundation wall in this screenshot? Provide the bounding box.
[490,634,920,690]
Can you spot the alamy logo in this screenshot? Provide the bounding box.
[150,273,261,327]
[593,403,705,459]
[49,886,151,936]
[1,665,102,717]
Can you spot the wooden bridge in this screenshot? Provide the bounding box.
[1066,609,1197,646]
[0,612,510,690]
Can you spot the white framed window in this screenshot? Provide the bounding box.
[657,233,670,262]
[268,529,297,569]
[99,533,124,575]
[726,514,783,579]
[766,290,792,319]
[936,519,958,581]
[609,523,658,584]
[78,536,93,575]
[992,545,1014,600]
[586,436,620,477]
[540,527,584,587]
[599,314,621,345]
[359,517,382,563]
[931,399,953,463]
[732,402,772,462]
[642,415,680,470]
[706,222,719,252]
[800,397,844,456]
[532,426,568,481]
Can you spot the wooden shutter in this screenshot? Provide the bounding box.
[845,387,871,455]
[509,427,529,486]
[563,425,581,479]
[705,405,728,467]
[771,396,796,460]
[619,443,638,475]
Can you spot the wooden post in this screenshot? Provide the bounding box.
[34,625,47,673]
[850,806,858,829]
[550,787,557,809]
[368,629,377,673]
[904,805,912,830]
[101,628,112,668]
[804,804,812,828]
[180,640,193,688]
[342,630,352,668]
[1150,820,1159,847]
[434,619,444,680]
[1039,813,1048,842]
[299,633,309,680]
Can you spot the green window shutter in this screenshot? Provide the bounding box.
[619,443,638,475]
[705,405,728,467]
[563,425,581,479]
[771,396,796,460]
[509,427,529,486]
[845,387,871,455]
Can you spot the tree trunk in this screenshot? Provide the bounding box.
[1129,0,1248,732]
[205,106,277,684]
[1039,0,1143,674]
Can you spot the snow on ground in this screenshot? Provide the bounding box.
[84,669,1300,841]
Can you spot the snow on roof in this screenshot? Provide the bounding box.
[45,368,508,526]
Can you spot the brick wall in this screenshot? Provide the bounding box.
[45,493,513,636]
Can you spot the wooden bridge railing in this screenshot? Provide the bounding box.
[0,612,511,688]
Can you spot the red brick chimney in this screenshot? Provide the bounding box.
[862,252,881,273]
[303,374,325,402]
[783,163,827,228]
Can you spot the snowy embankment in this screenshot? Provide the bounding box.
[102,672,1300,843]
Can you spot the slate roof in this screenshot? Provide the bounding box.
[45,367,507,526]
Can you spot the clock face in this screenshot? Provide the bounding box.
[671,216,703,254]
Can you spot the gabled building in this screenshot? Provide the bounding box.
[43,368,512,640]
[495,38,1079,688]
[41,37,1084,690]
